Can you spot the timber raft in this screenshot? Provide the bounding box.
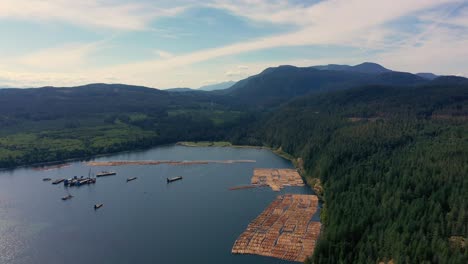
[232,194,321,262]
[86,160,256,167]
[251,169,305,191]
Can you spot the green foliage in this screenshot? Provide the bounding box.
[230,84,468,263]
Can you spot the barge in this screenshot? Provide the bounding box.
[167,176,183,183]
[96,171,116,177]
[52,179,64,185]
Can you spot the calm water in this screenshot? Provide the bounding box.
[0,145,318,264]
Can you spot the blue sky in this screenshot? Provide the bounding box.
[0,0,467,88]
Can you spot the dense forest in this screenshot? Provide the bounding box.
[0,67,467,263]
[0,83,248,167]
[228,83,468,263]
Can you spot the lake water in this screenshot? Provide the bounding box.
[0,145,318,264]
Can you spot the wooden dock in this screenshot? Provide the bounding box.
[232,194,321,262]
[251,169,305,191]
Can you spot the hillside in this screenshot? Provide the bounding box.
[0,83,247,167]
[229,82,468,263]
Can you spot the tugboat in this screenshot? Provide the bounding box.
[94,203,103,210]
[96,171,116,177]
[167,176,183,183]
[126,177,137,182]
[61,194,73,201]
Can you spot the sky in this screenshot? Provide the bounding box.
[0,0,467,89]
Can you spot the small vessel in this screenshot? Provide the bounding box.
[42,178,51,181]
[94,204,103,210]
[167,176,183,183]
[127,177,137,182]
[96,171,116,177]
[52,179,64,184]
[61,194,73,201]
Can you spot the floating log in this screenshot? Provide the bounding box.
[86,160,256,167]
[232,194,321,262]
[251,169,305,191]
[228,184,269,190]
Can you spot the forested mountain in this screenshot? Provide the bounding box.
[222,64,429,107]
[228,82,468,263]
[311,62,392,74]
[0,65,467,263]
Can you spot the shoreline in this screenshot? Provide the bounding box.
[178,141,324,200]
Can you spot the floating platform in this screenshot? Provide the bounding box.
[86,160,256,167]
[232,194,321,262]
[167,176,183,183]
[251,169,305,191]
[64,176,96,187]
[52,179,64,185]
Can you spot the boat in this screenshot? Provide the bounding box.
[52,179,64,184]
[61,194,73,201]
[126,177,137,182]
[96,171,116,177]
[167,176,183,183]
[42,178,51,181]
[94,203,103,209]
[65,175,96,187]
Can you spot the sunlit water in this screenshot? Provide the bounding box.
[0,145,318,264]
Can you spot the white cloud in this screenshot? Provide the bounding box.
[0,0,188,30]
[1,0,467,88]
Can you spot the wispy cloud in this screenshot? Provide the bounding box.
[1,0,467,88]
[0,0,188,30]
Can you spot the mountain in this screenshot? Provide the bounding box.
[223,64,427,107]
[311,62,392,74]
[416,72,439,80]
[165,87,198,92]
[199,81,236,91]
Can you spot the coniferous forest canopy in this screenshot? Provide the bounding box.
[0,68,467,263]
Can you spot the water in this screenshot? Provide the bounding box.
[0,145,318,264]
